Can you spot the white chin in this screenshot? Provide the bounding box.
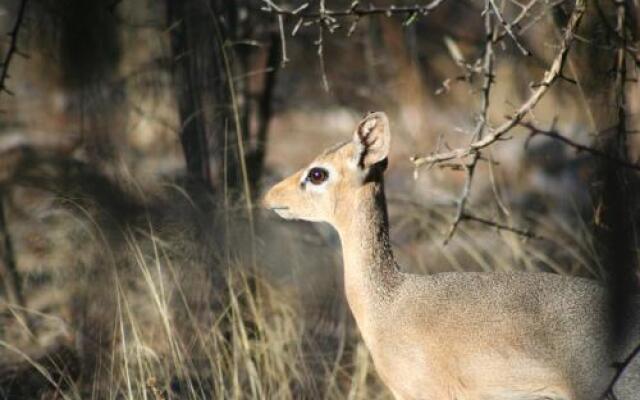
[274,209,296,219]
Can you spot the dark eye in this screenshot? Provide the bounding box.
[307,167,329,185]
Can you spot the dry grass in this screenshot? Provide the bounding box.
[0,188,393,399]
[0,179,601,399]
[0,3,616,396]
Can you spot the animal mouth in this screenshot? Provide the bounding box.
[269,206,293,219]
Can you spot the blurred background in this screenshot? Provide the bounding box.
[0,0,638,398]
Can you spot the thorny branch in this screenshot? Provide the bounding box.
[522,121,640,172]
[317,0,329,91]
[443,0,496,244]
[411,0,586,167]
[277,15,289,67]
[262,0,448,19]
[487,0,530,55]
[413,0,586,244]
[0,0,33,336]
[0,0,29,95]
[461,212,544,241]
[603,341,640,399]
[491,0,540,44]
[262,0,449,90]
[264,1,638,389]
[429,0,568,95]
[444,152,480,244]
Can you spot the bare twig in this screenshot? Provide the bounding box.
[439,0,560,94]
[522,121,640,172]
[444,152,480,245]
[262,0,448,19]
[488,0,530,55]
[317,0,330,92]
[492,0,538,45]
[411,0,586,168]
[0,0,32,337]
[442,0,496,243]
[602,341,640,399]
[506,0,568,42]
[462,212,544,240]
[0,0,29,95]
[277,15,289,67]
[261,0,450,90]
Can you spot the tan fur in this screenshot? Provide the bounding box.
[264,112,640,400]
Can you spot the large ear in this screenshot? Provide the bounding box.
[352,111,391,169]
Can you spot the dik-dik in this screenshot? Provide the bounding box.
[264,112,639,399]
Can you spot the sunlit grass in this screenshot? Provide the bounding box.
[0,186,599,400]
[31,219,385,400]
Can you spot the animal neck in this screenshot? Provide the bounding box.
[334,179,402,324]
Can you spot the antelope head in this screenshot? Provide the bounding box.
[263,112,391,228]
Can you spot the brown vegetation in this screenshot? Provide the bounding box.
[0,0,638,398]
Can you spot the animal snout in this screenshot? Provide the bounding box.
[262,184,285,210]
[262,186,275,208]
